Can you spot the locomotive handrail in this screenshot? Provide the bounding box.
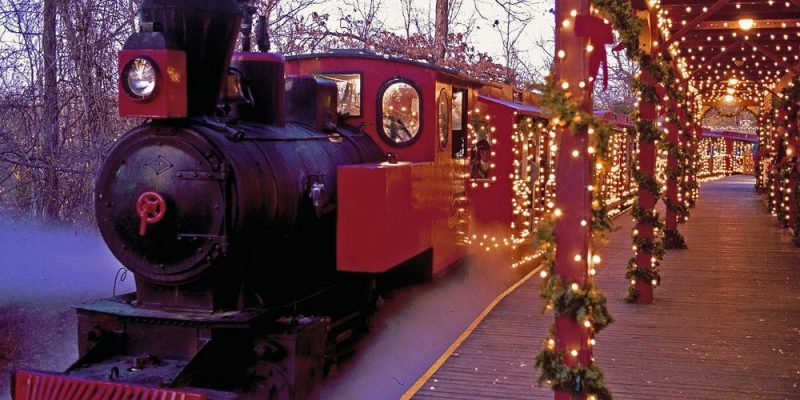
[191,116,346,142]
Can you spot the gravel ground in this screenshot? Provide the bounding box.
[0,301,78,399]
[0,220,132,399]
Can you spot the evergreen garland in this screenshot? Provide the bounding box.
[532,70,619,400]
[635,118,661,143]
[660,102,691,239]
[663,227,688,249]
[632,169,660,197]
[778,165,792,228]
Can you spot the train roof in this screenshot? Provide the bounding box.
[594,110,634,128]
[286,49,486,87]
[478,95,546,117]
[701,130,758,143]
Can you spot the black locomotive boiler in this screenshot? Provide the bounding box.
[14,1,393,399]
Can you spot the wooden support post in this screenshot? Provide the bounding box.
[634,68,658,304]
[553,0,593,397]
[687,100,701,208]
[725,138,734,175]
[770,109,787,218]
[666,121,680,230]
[630,4,662,304]
[664,117,687,248]
[656,88,686,247]
[693,123,701,204]
[788,172,798,230]
[709,140,715,175]
[676,104,691,222]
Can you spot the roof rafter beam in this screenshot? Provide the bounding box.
[695,18,800,30]
[689,38,743,79]
[743,39,800,75]
[656,0,731,54]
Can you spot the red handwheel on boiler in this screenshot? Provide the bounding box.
[136,191,166,236]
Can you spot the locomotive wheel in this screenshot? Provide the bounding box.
[242,361,293,400]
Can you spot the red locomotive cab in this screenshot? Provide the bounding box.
[286,51,483,275]
[118,29,187,119]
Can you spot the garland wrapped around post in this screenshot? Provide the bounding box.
[781,82,800,244]
[680,111,699,211]
[532,2,618,397]
[674,99,694,222]
[534,76,616,400]
[770,80,800,235]
[661,103,688,249]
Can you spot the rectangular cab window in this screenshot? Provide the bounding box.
[451,89,467,159]
[452,90,464,131]
[317,73,362,117]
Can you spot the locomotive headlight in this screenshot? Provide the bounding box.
[122,57,158,100]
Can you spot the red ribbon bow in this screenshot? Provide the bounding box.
[574,15,614,90]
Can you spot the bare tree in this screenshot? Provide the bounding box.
[399,0,416,39]
[433,0,448,63]
[0,0,137,223]
[474,0,535,84]
[41,0,59,220]
[593,47,639,114]
[258,0,322,52]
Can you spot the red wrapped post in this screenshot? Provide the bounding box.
[553,0,594,398]
[725,138,734,175]
[663,116,687,248]
[633,70,658,304]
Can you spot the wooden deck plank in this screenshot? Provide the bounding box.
[411,176,800,399]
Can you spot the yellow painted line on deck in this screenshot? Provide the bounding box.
[400,262,544,400]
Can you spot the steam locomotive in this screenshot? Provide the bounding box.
[12,0,638,398]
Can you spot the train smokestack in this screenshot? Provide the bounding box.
[138,0,242,117]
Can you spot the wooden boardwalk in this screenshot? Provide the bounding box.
[408,176,800,400]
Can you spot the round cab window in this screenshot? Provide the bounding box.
[378,79,421,147]
[438,89,450,150]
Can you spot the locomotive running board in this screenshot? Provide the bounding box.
[12,369,216,400]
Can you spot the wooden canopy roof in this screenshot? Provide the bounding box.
[655,0,800,106]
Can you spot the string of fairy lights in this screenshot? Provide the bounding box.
[669,1,800,108]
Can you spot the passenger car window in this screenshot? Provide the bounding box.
[378,79,421,147]
[318,73,361,117]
